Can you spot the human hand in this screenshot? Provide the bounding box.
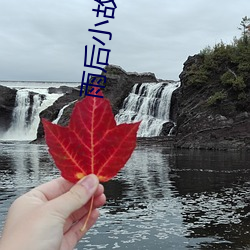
[0,174,106,250]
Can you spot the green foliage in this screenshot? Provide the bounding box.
[203,53,218,71]
[207,91,228,106]
[186,64,209,86]
[233,76,246,91]
[238,61,250,72]
[213,42,233,64]
[221,71,246,91]
[238,16,250,43]
[200,46,213,55]
[220,71,235,86]
[184,16,250,112]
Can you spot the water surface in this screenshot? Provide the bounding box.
[0,142,250,249]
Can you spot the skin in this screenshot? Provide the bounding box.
[0,174,106,250]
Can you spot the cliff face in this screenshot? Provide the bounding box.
[174,55,250,150]
[0,85,17,133]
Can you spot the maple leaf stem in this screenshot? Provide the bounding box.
[80,196,94,232]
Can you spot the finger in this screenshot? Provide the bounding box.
[63,193,106,233]
[83,192,106,212]
[95,184,104,197]
[34,179,104,201]
[61,209,100,249]
[47,175,99,219]
[63,185,105,232]
[32,177,74,201]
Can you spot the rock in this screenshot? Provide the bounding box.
[160,122,175,136]
[48,86,75,94]
[175,54,250,151]
[170,87,181,122]
[178,55,204,87]
[0,85,17,133]
[36,88,82,139]
[235,112,249,121]
[26,91,46,123]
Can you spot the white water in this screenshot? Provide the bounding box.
[115,82,180,137]
[0,80,179,140]
[1,89,63,141]
[53,100,78,124]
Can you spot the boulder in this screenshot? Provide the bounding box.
[36,88,82,139]
[160,122,175,136]
[48,85,75,94]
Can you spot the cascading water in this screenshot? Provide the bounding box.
[8,90,31,136]
[53,100,78,124]
[115,81,180,137]
[1,89,63,141]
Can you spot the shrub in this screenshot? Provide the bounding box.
[186,64,209,86]
[200,46,213,55]
[238,61,250,77]
[221,71,236,86]
[233,76,246,91]
[207,91,228,106]
[221,71,246,91]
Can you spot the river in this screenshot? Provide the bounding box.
[0,142,250,249]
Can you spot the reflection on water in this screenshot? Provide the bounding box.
[85,147,187,250]
[171,150,250,249]
[0,143,250,249]
[0,142,59,230]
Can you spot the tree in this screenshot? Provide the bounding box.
[238,16,250,44]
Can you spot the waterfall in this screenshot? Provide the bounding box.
[115,81,180,137]
[1,89,62,141]
[53,100,78,124]
[8,90,31,135]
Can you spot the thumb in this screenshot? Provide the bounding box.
[47,174,99,219]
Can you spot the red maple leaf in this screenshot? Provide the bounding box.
[42,89,140,183]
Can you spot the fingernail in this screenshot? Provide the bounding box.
[79,174,98,191]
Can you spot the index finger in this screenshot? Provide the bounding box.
[34,177,74,201]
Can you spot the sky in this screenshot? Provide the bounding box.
[0,0,249,82]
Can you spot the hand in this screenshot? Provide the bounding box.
[0,174,106,250]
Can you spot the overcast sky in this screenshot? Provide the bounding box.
[0,0,249,82]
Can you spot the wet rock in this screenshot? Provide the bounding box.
[160,122,175,136]
[36,88,82,140]
[0,85,17,132]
